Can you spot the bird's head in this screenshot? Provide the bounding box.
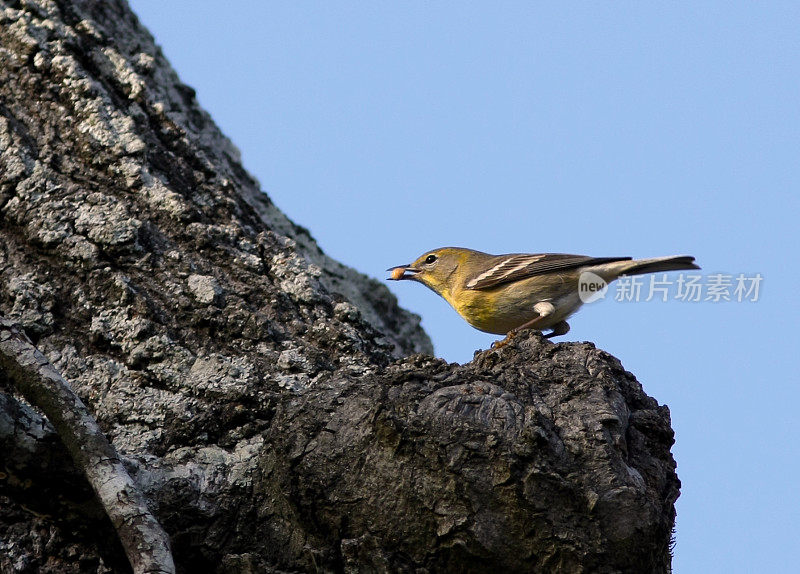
[387,247,473,298]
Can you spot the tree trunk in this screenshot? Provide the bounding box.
[0,1,679,572]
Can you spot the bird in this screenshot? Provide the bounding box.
[387,247,699,344]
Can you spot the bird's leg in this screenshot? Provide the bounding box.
[492,302,556,349]
[544,320,570,339]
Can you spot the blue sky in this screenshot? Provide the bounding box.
[129,3,799,571]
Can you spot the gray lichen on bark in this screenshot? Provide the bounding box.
[0,1,679,572]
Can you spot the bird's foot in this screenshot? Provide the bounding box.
[491,331,517,349]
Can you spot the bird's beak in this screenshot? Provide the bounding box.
[387,265,420,281]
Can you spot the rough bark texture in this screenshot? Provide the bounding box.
[0,1,680,573]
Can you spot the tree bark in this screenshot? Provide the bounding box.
[0,1,679,572]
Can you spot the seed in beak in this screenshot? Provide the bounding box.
[390,267,405,280]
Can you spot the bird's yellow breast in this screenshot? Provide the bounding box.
[442,274,581,335]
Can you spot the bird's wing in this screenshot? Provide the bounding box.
[465,254,632,290]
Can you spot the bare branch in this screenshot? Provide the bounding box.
[0,318,175,574]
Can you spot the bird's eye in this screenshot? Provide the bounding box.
[424,254,438,265]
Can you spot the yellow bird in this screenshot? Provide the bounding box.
[388,247,699,340]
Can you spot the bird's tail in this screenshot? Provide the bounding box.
[590,255,700,280]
